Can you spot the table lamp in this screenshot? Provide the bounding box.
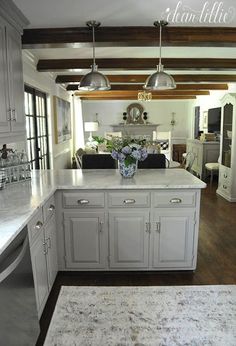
[84,121,99,144]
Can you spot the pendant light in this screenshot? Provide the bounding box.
[78,21,111,91]
[143,20,176,90]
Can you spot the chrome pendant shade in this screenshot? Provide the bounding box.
[144,21,176,91]
[78,21,110,91]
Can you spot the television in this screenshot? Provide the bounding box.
[208,107,221,133]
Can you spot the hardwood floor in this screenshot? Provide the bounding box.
[36,182,236,346]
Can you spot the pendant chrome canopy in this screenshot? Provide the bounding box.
[144,20,176,91]
[78,21,111,91]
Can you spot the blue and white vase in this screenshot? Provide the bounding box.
[119,160,137,178]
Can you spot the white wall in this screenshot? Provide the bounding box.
[23,51,73,169]
[81,99,194,145]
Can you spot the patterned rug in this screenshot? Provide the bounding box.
[44,285,236,346]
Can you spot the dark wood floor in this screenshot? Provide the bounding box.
[36,182,236,345]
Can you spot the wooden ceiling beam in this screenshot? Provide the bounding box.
[38,58,236,72]
[22,26,236,48]
[66,83,228,91]
[77,95,197,100]
[56,74,236,84]
[75,90,209,97]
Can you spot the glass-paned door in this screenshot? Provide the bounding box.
[24,85,50,170]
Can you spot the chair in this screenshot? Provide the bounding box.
[205,162,219,187]
[138,154,166,168]
[81,154,117,169]
[155,131,172,160]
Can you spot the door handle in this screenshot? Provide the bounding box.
[156,222,161,233]
[99,221,103,233]
[145,222,151,233]
[48,204,55,211]
[35,221,43,230]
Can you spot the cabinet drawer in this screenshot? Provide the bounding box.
[63,192,105,208]
[28,208,44,245]
[43,195,55,223]
[108,192,150,207]
[154,191,196,207]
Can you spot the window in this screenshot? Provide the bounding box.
[24,85,50,170]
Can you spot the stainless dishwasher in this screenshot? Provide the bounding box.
[0,227,40,346]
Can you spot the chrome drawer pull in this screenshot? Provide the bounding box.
[170,198,182,204]
[35,221,43,230]
[223,174,228,179]
[78,199,89,205]
[223,185,227,189]
[48,204,55,211]
[123,199,136,204]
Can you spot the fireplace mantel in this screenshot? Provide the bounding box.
[111,123,160,137]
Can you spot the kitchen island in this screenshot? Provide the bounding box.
[0,169,206,315]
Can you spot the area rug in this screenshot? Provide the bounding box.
[44,285,236,346]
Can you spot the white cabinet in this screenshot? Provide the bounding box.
[151,209,195,269]
[29,196,58,317]
[64,211,106,269]
[217,94,236,202]
[186,139,220,180]
[108,210,150,269]
[0,15,26,139]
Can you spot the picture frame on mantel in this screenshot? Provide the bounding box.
[53,96,72,144]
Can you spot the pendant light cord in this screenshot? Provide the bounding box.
[159,23,162,66]
[92,26,96,66]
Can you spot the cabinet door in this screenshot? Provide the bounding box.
[0,20,10,133]
[64,211,106,269]
[109,210,150,269]
[152,209,195,269]
[30,229,49,316]
[6,25,25,133]
[45,214,58,290]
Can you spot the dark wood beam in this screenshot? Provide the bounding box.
[38,58,236,72]
[56,74,236,84]
[75,90,209,97]
[66,83,228,91]
[77,95,197,100]
[22,26,236,48]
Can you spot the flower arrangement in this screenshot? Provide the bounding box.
[106,137,148,166]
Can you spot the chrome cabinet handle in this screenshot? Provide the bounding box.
[99,221,103,233]
[156,222,161,233]
[224,173,228,178]
[35,221,43,229]
[77,199,89,205]
[46,237,51,249]
[170,198,182,204]
[145,222,151,233]
[43,241,48,255]
[11,109,16,121]
[223,185,227,189]
[123,199,136,204]
[7,109,12,121]
[48,204,55,211]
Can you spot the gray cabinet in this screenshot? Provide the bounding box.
[151,209,195,269]
[108,210,150,268]
[57,189,201,271]
[0,15,26,139]
[29,196,58,317]
[64,211,107,269]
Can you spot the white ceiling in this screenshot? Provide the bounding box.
[12,0,236,28]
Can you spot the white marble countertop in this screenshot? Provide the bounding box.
[0,169,206,256]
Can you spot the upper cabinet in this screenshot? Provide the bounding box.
[0,1,29,141]
[217,94,236,202]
